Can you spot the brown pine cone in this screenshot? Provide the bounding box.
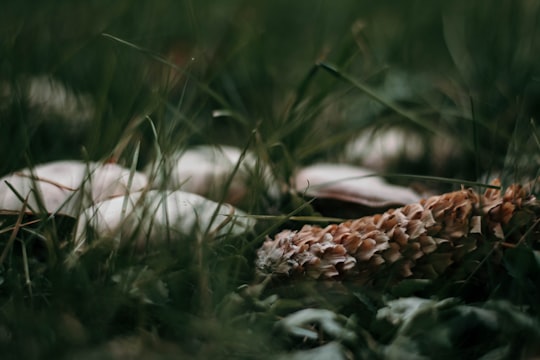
[255,182,538,284]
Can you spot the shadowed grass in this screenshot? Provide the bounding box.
[0,1,539,359]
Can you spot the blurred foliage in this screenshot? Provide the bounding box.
[0,0,540,358]
[2,1,538,178]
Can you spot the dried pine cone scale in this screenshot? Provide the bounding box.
[255,183,538,284]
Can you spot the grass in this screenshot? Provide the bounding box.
[1,0,540,358]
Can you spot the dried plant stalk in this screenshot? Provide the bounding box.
[256,182,539,284]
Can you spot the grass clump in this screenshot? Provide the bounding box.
[0,1,539,359]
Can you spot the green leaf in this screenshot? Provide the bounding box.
[390,279,432,297]
[111,266,169,306]
[276,308,356,342]
[377,298,540,359]
[275,342,351,360]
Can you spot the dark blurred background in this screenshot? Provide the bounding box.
[1,0,539,185]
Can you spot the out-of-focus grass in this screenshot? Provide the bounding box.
[0,0,539,358]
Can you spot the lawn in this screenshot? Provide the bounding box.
[1,1,540,359]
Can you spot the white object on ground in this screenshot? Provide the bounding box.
[294,163,421,208]
[72,190,256,253]
[344,127,456,172]
[1,76,94,130]
[148,145,278,205]
[345,128,424,171]
[0,161,148,217]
